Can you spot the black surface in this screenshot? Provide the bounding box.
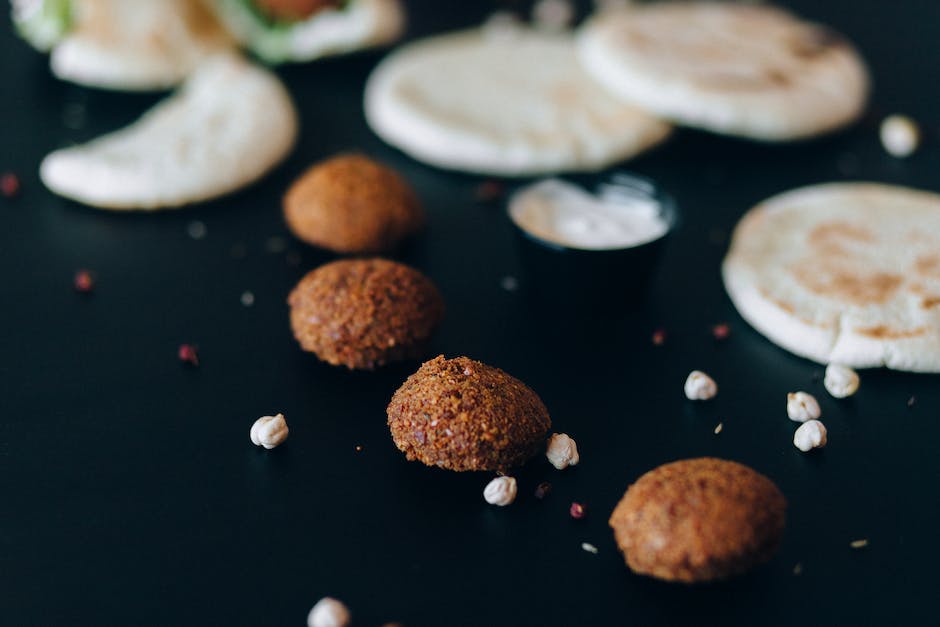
[2,2,939,625]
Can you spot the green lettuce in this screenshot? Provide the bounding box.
[12,0,72,52]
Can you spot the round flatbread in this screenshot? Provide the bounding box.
[49,0,234,91]
[210,0,405,64]
[722,183,940,372]
[40,54,297,210]
[578,2,869,141]
[364,27,671,176]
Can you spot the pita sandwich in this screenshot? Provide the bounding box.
[722,183,940,372]
[11,0,72,52]
[209,0,405,63]
[46,0,234,91]
[364,27,671,176]
[578,2,869,141]
[40,53,297,210]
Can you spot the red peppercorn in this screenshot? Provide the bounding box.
[1,172,20,198]
[569,502,586,519]
[651,328,667,346]
[712,323,731,341]
[475,179,504,202]
[178,344,199,366]
[74,270,95,293]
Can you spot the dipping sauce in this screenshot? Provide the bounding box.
[509,177,669,250]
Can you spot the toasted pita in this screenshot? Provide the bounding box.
[364,28,671,176]
[40,54,297,210]
[50,0,234,91]
[578,2,869,140]
[722,183,940,372]
[210,0,405,64]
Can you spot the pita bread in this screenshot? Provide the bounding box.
[722,183,940,372]
[210,0,405,63]
[578,2,869,141]
[40,53,297,210]
[364,28,671,176]
[50,0,234,91]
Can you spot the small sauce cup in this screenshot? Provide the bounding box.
[508,173,678,312]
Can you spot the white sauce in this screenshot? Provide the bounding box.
[509,178,669,250]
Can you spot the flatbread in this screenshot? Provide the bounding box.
[722,183,940,372]
[578,2,869,141]
[211,0,405,64]
[50,0,234,91]
[40,53,297,210]
[364,27,671,176]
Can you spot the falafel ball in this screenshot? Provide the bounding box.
[387,355,552,472]
[284,153,425,254]
[609,458,787,583]
[288,258,444,369]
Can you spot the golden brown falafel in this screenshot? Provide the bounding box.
[387,355,551,472]
[609,458,787,583]
[284,153,425,254]
[288,258,444,370]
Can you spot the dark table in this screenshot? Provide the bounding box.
[2,1,939,625]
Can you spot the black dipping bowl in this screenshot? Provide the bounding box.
[509,174,678,313]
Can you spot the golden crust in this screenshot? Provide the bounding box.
[288,258,444,370]
[609,458,786,583]
[387,356,551,472]
[284,153,425,254]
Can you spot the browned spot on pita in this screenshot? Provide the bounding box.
[766,69,791,86]
[791,263,902,305]
[856,325,926,339]
[790,26,844,59]
[550,83,583,108]
[758,287,834,327]
[916,255,940,278]
[809,221,874,246]
[922,297,940,309]
[761,288,794,314]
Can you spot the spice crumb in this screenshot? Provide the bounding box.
[178,344,199,367]
[534,481,552,500]
[711,323,731,341]
[475,179,504,202]
[850,539,869,549]
[240,291,255,307]
[714,422,723,435]
[569,502,586,519]
[355,445,363,452]
[793,563,803,575]
[500,275,519,292]
[651,328,667,346]
[581,542,599,554]
[186,220,207,240]
[74,270,95,293]
[1,172,20,198]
